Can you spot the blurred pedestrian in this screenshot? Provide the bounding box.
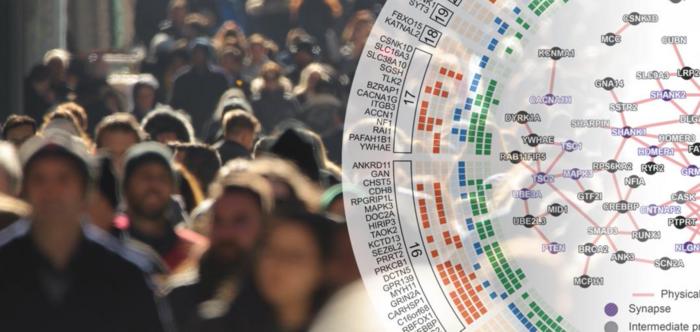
[214,110,260,163]
[0,130,169,332]
[95,112,146,176]
[250,61,299,133]
[24,65,56,123]
[167,172,273,331]
[172,142,222,191]
[224,212,332,332]
[115,142,208,275]
[2,114,37,148]
[170,37,230,138]
[131,74,160,122]
[141,106,195,144]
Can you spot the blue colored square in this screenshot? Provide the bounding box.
[479,56,490,68]
[465,219,474,230]
[465,98,474,110]
[500,292,508,299]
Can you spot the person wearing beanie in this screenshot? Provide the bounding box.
[115,141,208,275]
[0,130,169,332]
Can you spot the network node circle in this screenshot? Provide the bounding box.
[342,0,700,331]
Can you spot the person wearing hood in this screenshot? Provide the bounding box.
[130,74,160,122]
[170,37,230,139]
[24,65,57,124]
[141,106,196,144]
[249,62,300,134]
[202,88,253,143]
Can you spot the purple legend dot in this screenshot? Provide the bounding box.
[604,303,618,317]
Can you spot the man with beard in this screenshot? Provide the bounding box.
[114,141,208,276]
[0,130,169,331]
[166,171,274,332]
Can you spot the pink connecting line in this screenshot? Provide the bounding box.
[514,37,700,276]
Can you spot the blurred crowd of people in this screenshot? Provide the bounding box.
[1,0,388,331]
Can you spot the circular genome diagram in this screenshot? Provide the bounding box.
[341,0,700,331]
